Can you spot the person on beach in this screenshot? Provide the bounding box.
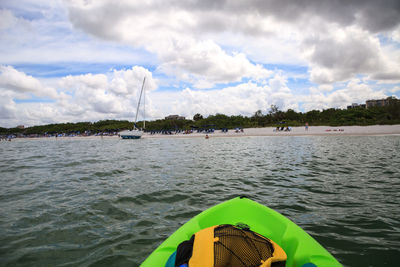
[305,122,309,131]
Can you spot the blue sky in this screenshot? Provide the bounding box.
[0,0,399,127]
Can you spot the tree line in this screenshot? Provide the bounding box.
[1,99,399,136]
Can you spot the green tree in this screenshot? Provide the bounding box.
[253,110,263,117]
[268,105,279,115]
[193,113,203,121]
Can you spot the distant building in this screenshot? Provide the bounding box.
[347,103,359,109]
[347,97,398,109]
[165,115,185,120]
[366,97,391,108]
[347,103,366,109]
[16,125,24,129]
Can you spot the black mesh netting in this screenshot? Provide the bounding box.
[213,225,275,267]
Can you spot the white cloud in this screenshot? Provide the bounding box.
[0,95,17,120]
[303,26,400,84]
[269,73,290,93]
[318,84,334,92]
[65,1,275,87]
[392,26,400,43]
[0,9,20,31]
[0,65,394,128]
[64,0,400,87]
[157,38,272,88]
[0,67,299,127]
[0,66,157,127]
[301,79,387,111]
[0,65,58,98]
[389,86,400,93]
[149,73,298,119]
[0,1,152,66]
[58,66,155,117]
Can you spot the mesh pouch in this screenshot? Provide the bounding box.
[187,224,286,267]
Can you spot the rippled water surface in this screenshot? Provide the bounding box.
[1,136,400,266]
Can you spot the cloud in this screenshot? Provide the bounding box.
[58,66,155,117]
[230,0,400,33]
[149,73,298,119]
[64,0,400,87]
[0,65,58,98]
[0,2,153,67]
[392,26,400,42]
[0,65,394,128]
[0,66,298,127]
[64,0,400,39]
[58,69,279,121]
[0,95,17,120]
[157,38,272,88]
[0,66,158,127]
[301,79,387,111]
[303,26,400,84]
[0,9,19,30]
[65,0,275,87]
[59,73,120,115]
[389,86,400,93]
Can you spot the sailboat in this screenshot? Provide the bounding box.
[119,77,146,139]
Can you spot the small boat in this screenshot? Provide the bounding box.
[120,77,146,139]
[141,196,341,267]
[119,129,143,139]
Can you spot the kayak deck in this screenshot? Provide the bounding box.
[141,197,341,267]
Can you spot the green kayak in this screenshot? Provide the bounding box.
[141,196,341,267]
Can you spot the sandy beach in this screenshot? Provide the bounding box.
[9,125,400,141]
[143,125,400,139]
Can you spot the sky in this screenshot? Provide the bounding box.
[1,0,400,127]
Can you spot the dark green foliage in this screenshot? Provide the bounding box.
[0,127,25,135]
[193,113,203,121]
[141,119,192,131]
[0,120,131,136]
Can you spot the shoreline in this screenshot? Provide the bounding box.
[143,125,400,139]
[5,125,400,141]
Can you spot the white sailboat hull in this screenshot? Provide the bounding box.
[119,129,143,139]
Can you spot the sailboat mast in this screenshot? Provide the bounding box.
[134,77,146,127]
[143,81,146,129]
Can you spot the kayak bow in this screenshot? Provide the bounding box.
[141,196,341,267]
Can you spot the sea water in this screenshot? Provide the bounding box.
[0,136,399,266]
